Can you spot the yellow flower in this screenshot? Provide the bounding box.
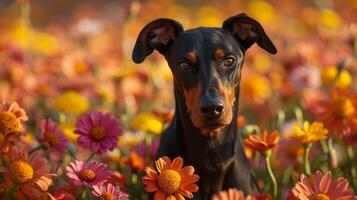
[0,112,22,136]
[118,132,143,148]
[290,121,328,144]
[52,91,89,115]
[59,124,78,142]
[131,113,163,135]
[319,9,341,29]
[335,71,352,89]
[320,66,337,86]
[247,0,275,24]
[320,66,352,89]
[112,67,136,81]
[22,132,34,144]
[95,85,115,104]
[11,22,58,55]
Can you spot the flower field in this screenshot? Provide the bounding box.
[0,0,357,199]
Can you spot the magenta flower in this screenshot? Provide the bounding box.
[66,160,113,187]
[38,118,68,157]
[92,183,129,200]
[74,111,122,154]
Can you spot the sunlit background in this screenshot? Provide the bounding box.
[0,0,356,199]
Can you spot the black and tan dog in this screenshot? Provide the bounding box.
[132,13,277,199]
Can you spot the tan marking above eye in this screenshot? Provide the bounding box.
[186,52,197,64]
[215,49,225,59]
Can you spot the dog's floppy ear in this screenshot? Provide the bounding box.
[222,13,277,54]
[132,18,184,63]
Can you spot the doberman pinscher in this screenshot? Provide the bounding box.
[132,13,277,199]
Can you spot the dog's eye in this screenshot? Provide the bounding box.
[178,62,190,71]
[223,57,235,67]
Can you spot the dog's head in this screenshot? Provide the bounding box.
[132,13,276,133]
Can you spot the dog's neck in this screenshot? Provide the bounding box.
[172,83,241,167]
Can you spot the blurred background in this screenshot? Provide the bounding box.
[0,0,357,198]
[0,0,356,126]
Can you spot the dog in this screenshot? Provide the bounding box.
[132,13,277,199]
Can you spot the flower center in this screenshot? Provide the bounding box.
[44,131,58,147]
[79,169,96,182]
[312,193,330,200]
[332,98,354,118]
[89,126,105,140]
[10,160,34,183]
[157,169,181,195]
[0,111,21,136]
[101,192,114,200]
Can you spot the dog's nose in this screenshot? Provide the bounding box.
[200,104,224,118]
[199,88,225,118]
[200,92,225,119]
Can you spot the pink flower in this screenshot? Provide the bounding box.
[38,118,68,157]
[65,160,112,187]
[92,183,129,200]
[74,111,122,154]
[290,171,356,200]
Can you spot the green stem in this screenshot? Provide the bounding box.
[5,184,18,200]
[276,110,285,131]
[85,152,96,163]
[59,112,67,124]
[55,159,63,173]
[294,107,304,125]
[347,145,357,189]
[81,187,87,199]
[327,138,337,169]
[264,151,278,199]
[304,144,312,175]
[320,140,329,155]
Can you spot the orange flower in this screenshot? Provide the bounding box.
[237,116,247,128]
[211,188,247,200]
[290,171,355,200]
[142,156,199,200]
[211,189,272,200]
[0,101,28,136]
[0,149,56,199]
[128,151,146,173]
[0,101,28,153]
[244,130,279,153]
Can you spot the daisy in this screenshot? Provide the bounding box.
[142,156,200,200]
[92,183,129,200]
[65,160,113,187]
[38,118,68,157]
[211,189,272,200]
[0,149,56,199]
[308,89,354,137]
[74,111,122,154]
[244,130,279,153]
[290,171,356,200]
[211,188,247,200]
[290,121,328,145]
[0,101,28,153]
